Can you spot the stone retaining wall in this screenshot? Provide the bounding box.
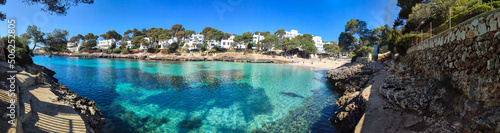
[403,9,500,108]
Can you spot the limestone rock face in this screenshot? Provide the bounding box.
[327,63,382,132]
[325,63,376,93]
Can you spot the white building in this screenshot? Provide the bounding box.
[67,42,82,52]
[97,39,116,49]
[185,34,204,50]
[252,34,265,50]
[125,41,133,48]
[252,34,265,44]
[159,39,176,49]
[116,41,124,48]
[283,29,301,39]
[220,35,235,49]
[313,36,325,54]
[206,39,220,49]
[234,41,245,49]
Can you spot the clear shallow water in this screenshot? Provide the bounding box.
[33,56,340,133]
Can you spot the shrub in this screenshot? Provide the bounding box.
[97,49,103,53]
[121,48,130,54]
[113,48,122,53]
[131,46,138,49]
[107,49,112,54]
[434,1,499,35]
[147,48,156,53]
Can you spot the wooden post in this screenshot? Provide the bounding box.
[492,0,494,11]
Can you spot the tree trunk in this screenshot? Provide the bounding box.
[30,42,37,56]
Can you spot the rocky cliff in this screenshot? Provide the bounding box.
[325,62,382,132]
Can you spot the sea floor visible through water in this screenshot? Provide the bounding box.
[33,56,341,133]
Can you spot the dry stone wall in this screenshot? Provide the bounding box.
[404,9,500,109]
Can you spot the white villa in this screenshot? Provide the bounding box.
[98,39,116,49]
[206,39,220,49]
[252,34,265,50]
[220,35,235,49]
[283,29,301,39]
[313,36,325,54]
[252,34,265,44]
[116,41,124,48]
[159,39,176,49]
[67,42,82,52]
[234,41,245,49]
[186,33,204,50]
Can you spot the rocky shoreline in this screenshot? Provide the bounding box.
[47,52,293,64]
[325,62,382,132]
[0,47,105,133]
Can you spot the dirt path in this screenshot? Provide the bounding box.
[22,84,87,133]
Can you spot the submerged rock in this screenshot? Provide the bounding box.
[279,91,304,98]
[180,118,203,129]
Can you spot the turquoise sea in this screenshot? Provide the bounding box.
[33,56,340,133]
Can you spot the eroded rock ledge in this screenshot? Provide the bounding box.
[325,62,381,132]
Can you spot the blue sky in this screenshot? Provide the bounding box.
[0,0,399,45]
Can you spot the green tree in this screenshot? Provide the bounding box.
[408,3,437,30]
[233,32,253,51]
[298,34,317,57]
[185,30,195,37]
[132,36,148,48]
[2,35,31,65]
[109,42,116,49]
[223,33,232,39]
[196,43,208,55]
[41,28,69,54]
[274,29,286,37]
[171,24,185,40]
[278,37,291,56]
[262,34,278,51]
[26,25,45,56]
[338,32,355,52]
[168,42,179,53]
[396,0,425,20]
[83,39,97,49]
[70,36,80,43]
[20,33,32,45]
[323,42,340,56]
[100,30,123,40]
[345,19,371,48]
[84,33,99,40]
